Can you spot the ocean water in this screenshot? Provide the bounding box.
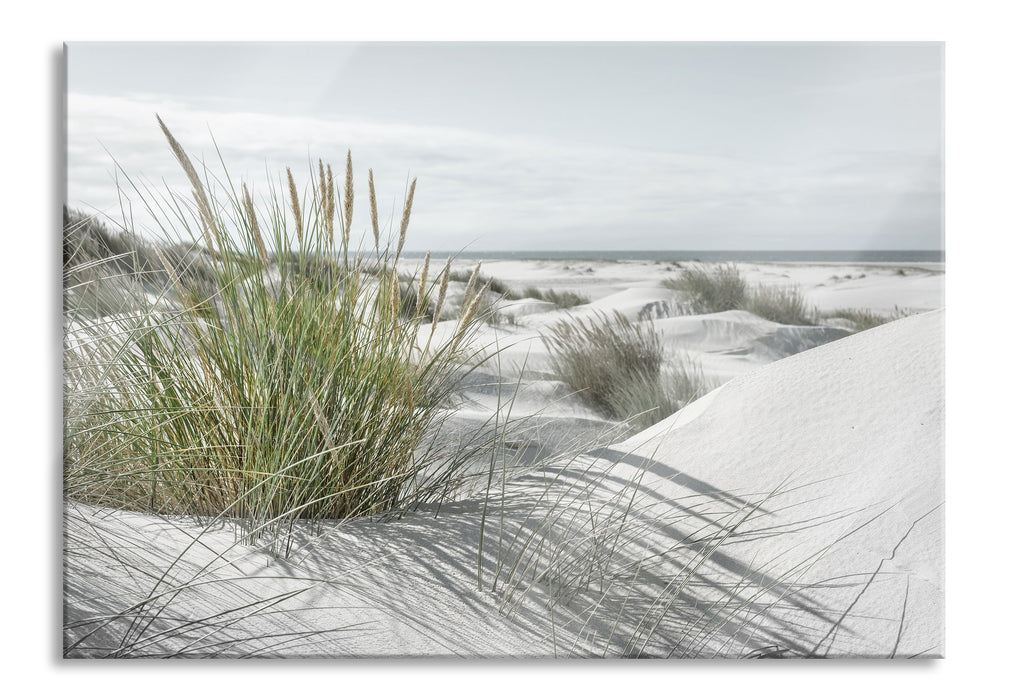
[405,250,945,264]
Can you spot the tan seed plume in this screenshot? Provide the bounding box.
[431,259,451,332]
[286,168,303,249]
[461,262,482,311]
[325,163,336,247]
[398,178,417,263]
[368,169,380,257]
[242,182,269,268]
[390,274,401,319]
[318,159,329,242]
[416,252,431,310]
[343,151,354,249]
[193,189,217,259]
[156,115,221,256]
[454,281,491,351]
[157,115,209,213]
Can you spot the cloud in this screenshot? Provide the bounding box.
[67,93,942,251]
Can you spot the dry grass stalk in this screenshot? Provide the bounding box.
[306,387,336,455]
[193,189,218,259]
[286,168,303,249]
[242,182,269,268]
[154,247,183,295]
[390,273,401,321]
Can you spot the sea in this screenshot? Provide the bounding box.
[404,250,945,264]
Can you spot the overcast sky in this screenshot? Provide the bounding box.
[66,42,943,251]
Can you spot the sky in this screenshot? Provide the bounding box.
[66,42,943,251]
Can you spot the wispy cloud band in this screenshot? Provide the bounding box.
[68,93,942,251]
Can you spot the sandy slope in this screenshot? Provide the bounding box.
[64,273,944,658]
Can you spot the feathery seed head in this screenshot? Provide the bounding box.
[397,178,417,265]
[417,252,431,308]
[400,178,417,238]
[390,274,401,319]
[343,151,354,245]
[325,163,336,247]
[318,159,329,235]
[242,182,269,267]
[453,281,491,352]
[369,169,380,256]
[157,116,220,255]
[462,262,482,310]
[193,188,217,258]
[432,259,451,330]
[286,167,303,248]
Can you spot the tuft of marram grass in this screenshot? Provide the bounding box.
[827,306,912,333]
[64,118,494,544]
[522,285,589,309]
[829,307,886,332]
[665,264,747,315]
[665,264,817,325]
[543,312,708,431]
[745,283,816,325]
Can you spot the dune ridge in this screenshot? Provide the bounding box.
[64,302,943,658]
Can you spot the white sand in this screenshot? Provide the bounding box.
[64,259,944,658]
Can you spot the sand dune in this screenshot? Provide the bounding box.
[64,259,944,658]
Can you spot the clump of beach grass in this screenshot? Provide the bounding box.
[447,268,516,300]
[543,312,708,431]
[826,306,913,333]
[665,264,816,325]
[63,207,218,317]
[522,286,589,309]
[745,283,815,325]
[63,117,494,543]
[665,264,748,314]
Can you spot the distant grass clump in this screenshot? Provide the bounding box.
[665,264,748,314]
[449,269,516,299]
[827,306,912,333]
[522,285,589,309]
[543,312,707,430]
[64,207,218,317]
[64,117,494,542]
[665,264,816,325]
[745,283,814,325]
